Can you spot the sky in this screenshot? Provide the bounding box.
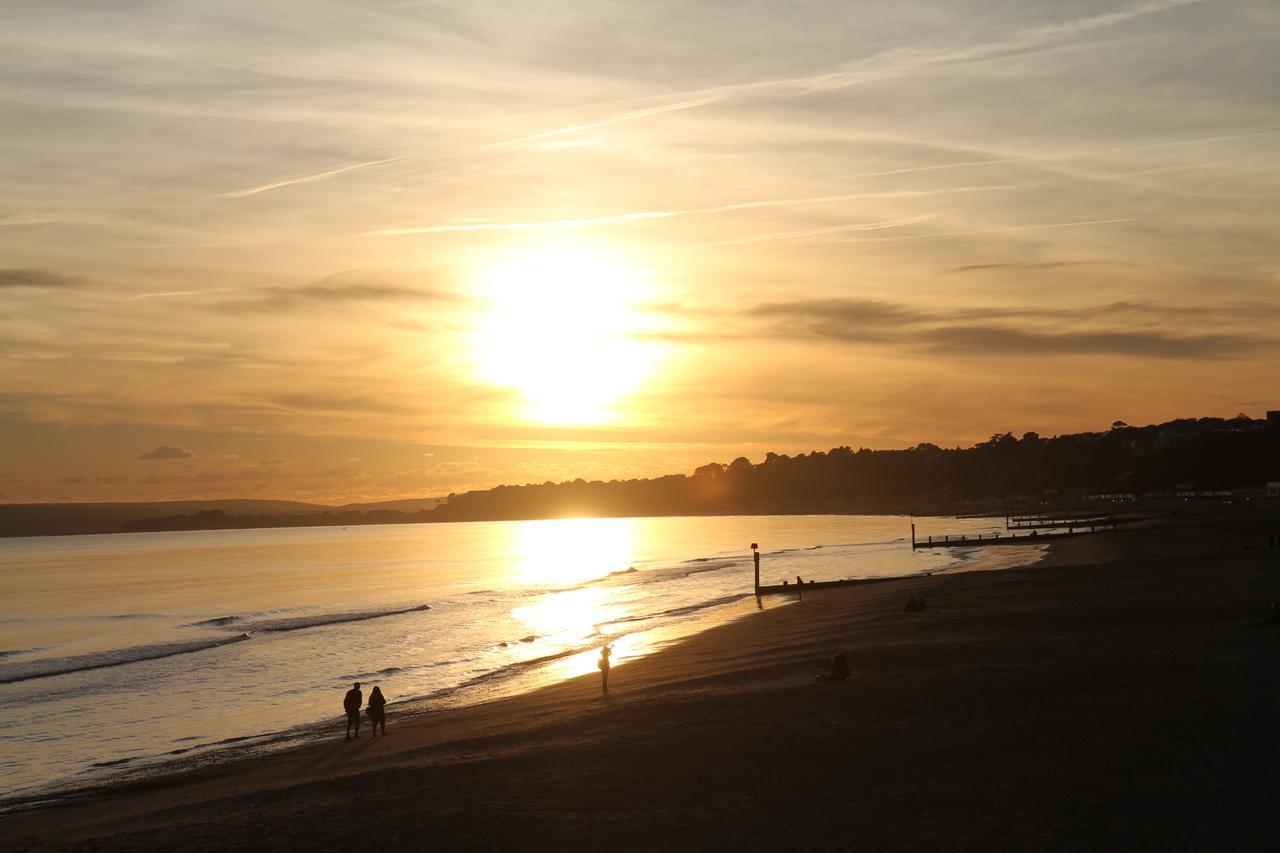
[2,0,1278,504]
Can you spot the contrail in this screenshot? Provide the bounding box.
[482,0,1205,148]
[830,128,1280,184]
[215,157,408,199]
[371,185,1020,236]
[127,288,239,301]
[479,98,720,150]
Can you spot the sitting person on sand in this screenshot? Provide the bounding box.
[367,685,387,736]
[816,652,851,682]
[343,681,363,740]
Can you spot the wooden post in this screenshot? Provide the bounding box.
[911,521,916,550]
[751,543,760,597]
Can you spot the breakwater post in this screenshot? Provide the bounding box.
[752,542,760,598]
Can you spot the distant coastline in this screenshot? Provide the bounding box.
[4,414,1276,538]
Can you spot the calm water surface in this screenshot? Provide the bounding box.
[0,514,1040,802]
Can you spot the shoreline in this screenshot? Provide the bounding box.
[4,515,1278,850]
[0,522,1044,810]
[0,535,1068,818]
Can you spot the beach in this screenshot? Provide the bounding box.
[4,515,1279,852]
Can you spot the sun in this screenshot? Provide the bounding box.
[469,241,663,426]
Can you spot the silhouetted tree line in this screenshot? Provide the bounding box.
[113,415,1279,532]
[429,415,1280,521]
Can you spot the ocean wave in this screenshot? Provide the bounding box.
[0,634,252,685]
[191,604,431,633]
[627,559,741,584]
[815,538,904,549]
[458,644,592,688]
[597,593,751,628]
[675,559,740,576]
[89,757,136,769]
[0,648,42,660]
[186,615,243,628]
[341,655,485,682]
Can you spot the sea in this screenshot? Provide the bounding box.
[0,513,1043,804]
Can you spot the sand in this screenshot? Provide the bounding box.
[4,513,1280,852]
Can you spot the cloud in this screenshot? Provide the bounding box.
[0,269,80,289]
[746,298,1267,359]
[919,326,1254,359]
[212,273,455,315]
[95,475,130,484]
[750,299,929,328]
[56,475,86,484]
[698,215,936,248]
[136,469,273,485]
[308,465,362,480]
[830,219,1136,244]
[945,261,1121,274]
[137,445,194,460]
[269,393,417,415]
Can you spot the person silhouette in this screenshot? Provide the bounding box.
[598,645,612,695]
[343,681,363,740]
[816,652,851,682]
[367,685,387,736]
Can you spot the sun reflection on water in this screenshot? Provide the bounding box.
[511,587,625,645]
[507,517,637,586]
[501,517,650,681]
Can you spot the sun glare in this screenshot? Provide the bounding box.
[469,242,663,426]
[507,516,637,586]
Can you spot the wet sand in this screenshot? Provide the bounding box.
[4,514,1280,852]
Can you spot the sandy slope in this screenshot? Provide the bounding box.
[4,516,1279,852]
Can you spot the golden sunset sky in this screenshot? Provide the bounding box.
[2,0,1278,503]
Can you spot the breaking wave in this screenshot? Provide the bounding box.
[597,593,751,628]
[190,604,431,633]
[0,634,252,685]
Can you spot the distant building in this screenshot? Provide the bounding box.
[1267,410,1280,424]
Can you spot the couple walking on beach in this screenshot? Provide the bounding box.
[342,682,387,740]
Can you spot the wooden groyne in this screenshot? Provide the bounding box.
[1007,517,1116,530]
[757,575,904,596]
[911,529,1083,548]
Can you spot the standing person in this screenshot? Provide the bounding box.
[598,645,612,696]
[367,685,387,736]
[343,682,363,740]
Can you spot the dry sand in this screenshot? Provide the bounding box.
[4,514,1280,852]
